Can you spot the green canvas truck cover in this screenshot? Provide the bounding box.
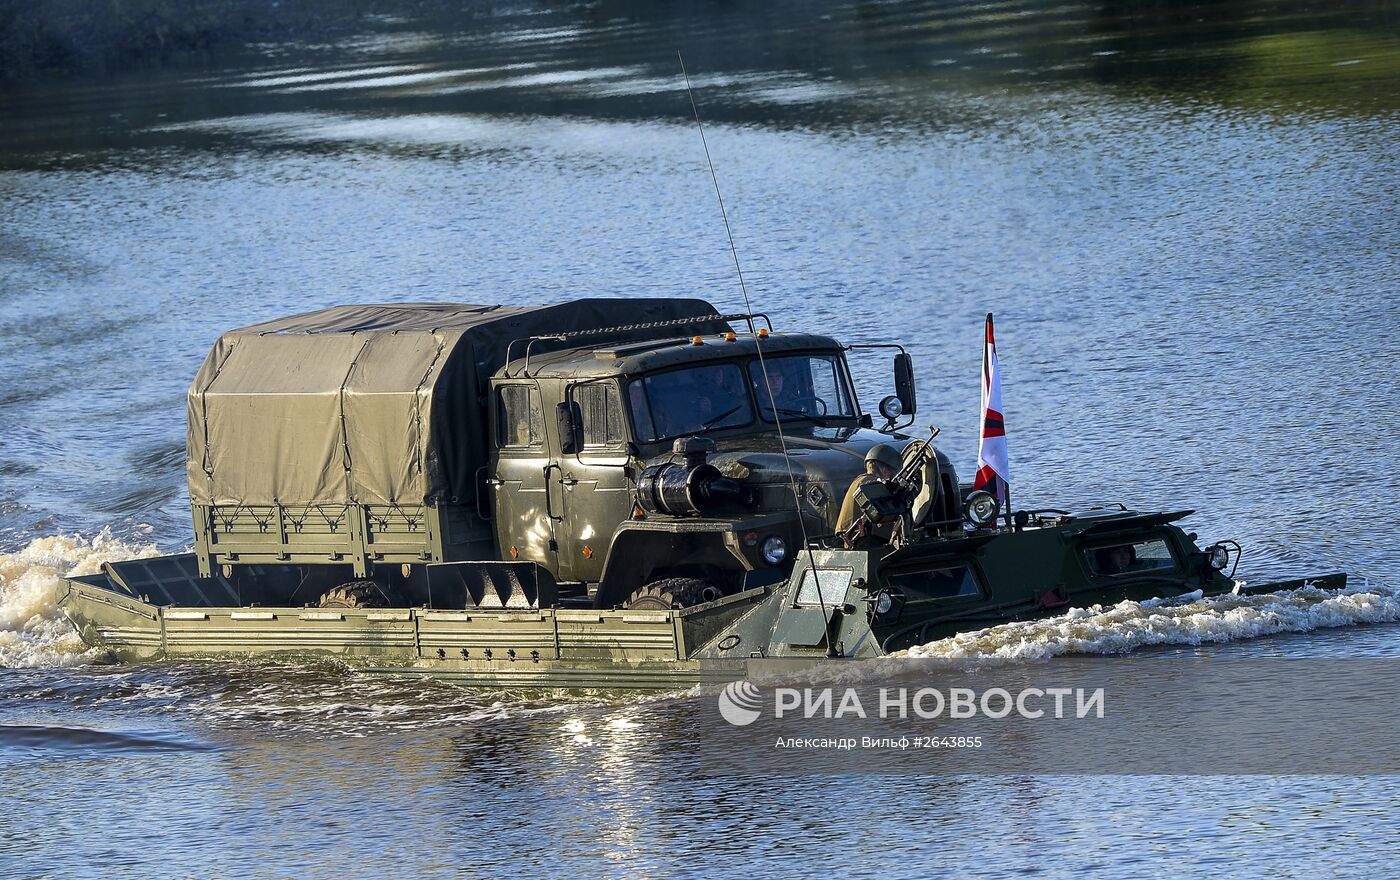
[186,298,724,510]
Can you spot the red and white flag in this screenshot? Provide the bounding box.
[973,313,1010,509]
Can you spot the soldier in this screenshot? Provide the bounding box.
[1096,544,1137,575]
[835,443,904,540]
[755,364,807,417]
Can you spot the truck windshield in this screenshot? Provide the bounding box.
[629,363,754,442]
[749,354,857,422]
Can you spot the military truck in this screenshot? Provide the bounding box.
[176,297,933,606]
[59,299,1344,688]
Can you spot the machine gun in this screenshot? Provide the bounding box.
[840,429,939,549]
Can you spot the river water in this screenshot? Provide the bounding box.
[1,1,1398,876]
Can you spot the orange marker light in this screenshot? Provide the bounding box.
[582,545,593,559]
[757,328,769,338]
[691,335,704,345]
[509,546,519,559]
[742,530,759,546]
[724,332,737,342]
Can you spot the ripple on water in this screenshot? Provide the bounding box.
[0,722,212,754]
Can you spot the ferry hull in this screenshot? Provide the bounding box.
[59,544,1347,691]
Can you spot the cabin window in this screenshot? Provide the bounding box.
[1085,537,1177,577]
[497,385,543,448]
[577,383,626,448]
[796,568,854,607]
[886,564,980,600]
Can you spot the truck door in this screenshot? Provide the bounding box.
[490,383,559,573]
[552,380,633,582]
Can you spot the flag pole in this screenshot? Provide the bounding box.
[985,313,1012,528]
[974,312,1012,530]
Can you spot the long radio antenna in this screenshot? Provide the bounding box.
[678,53,752,312]
[678,52,836,655]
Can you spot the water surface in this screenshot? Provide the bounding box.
[1,1,1397,877]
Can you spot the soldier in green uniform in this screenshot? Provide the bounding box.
[835,444,903,540]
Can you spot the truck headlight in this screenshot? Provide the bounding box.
[1207,544,1230,570]
[873,592,893,615]
[761,535,787,565]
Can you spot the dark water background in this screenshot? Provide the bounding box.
[1,1,1398,877]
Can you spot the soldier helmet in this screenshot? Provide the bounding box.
[865,444,902,471]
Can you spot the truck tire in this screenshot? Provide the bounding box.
[624,577,717,610]
[317,580,397,609]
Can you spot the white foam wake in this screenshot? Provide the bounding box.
[0,532,159,668]
[903,581,1400,660]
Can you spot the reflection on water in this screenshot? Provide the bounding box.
[3,0,1399,163]
[5,654,1400,878]
[0,1,1398,876]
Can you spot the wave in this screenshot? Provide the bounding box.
[903,580,1400,660]
[5,530,1395,675]
[0,532,159,669]
[0,722,211,753]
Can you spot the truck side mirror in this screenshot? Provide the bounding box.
[894,353,917,415]
[556,401,583,455]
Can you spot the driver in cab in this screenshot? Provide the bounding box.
[755,365,803,418]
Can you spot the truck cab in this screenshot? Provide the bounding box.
[488,329,924,607]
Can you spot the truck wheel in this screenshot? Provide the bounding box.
[625,577,717,610]
[317,580,397,609]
